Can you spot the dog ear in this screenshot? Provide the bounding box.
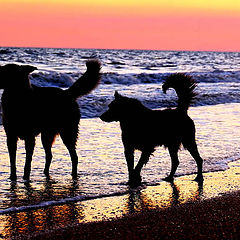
[114,91,122,99]
[22,65,38,74]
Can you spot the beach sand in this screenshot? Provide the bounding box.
[1,160,240,239]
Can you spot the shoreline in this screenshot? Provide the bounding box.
[1,159,240,239]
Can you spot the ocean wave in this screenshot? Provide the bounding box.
[10,70,240,119]
[0,190,129,215]
[29,70,240,88]
[102,70,240,85]
[30,71,74,88]
[0,76,239,120]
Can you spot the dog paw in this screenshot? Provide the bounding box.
[162,176,174,182]
[72,172,78,179]
[128,180,141,188]
[44,169,50,176]
[194,174,204,182]
[23,174,30,181]
[128,173,142,188]
[10,174,17,181]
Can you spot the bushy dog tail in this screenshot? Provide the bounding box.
[66,59,101,99]
[162,73,197,113]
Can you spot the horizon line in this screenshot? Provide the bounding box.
[0,45,239,54]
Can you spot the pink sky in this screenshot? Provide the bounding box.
[0,1,240,51]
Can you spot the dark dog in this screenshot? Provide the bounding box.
[0,60,101,180]
[100,73,203,186]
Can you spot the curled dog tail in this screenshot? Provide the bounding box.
[66,59,101,99]
[162,73,197,113]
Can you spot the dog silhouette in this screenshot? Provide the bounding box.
[0,60,101,180]
[101,73,203,186]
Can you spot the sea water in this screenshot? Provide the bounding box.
[0,47,240,213]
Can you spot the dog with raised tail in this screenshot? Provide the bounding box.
[0,60,101,180]
[100,73,203,186]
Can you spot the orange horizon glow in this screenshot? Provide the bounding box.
[0,1,240,52]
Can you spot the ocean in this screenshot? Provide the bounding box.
[0,47,240,214]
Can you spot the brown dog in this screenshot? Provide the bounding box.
[100,73,203,186]
[0,60,101,180]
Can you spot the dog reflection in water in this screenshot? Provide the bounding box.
[100,73,203,187]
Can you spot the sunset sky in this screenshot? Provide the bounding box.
[0,0,240,51]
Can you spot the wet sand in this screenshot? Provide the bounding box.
[1,160,240,239]
[31,191,240,240]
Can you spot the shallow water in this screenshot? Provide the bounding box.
[0,103,240,214]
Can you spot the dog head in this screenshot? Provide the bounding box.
[0,64,37,89]
[100,91,124,122]
[100,91,143,122]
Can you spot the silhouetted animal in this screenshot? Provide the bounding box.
[0,60,101,180]
[100,73,203,186]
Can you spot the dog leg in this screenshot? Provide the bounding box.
[124,147,134,183]
[133,151,152,185]
[163,146,179,182]
[7,135,18,180]
[70,148,78,178]
[186,142,203,182]
[68,146,78,179]
[60,131,78,178]
[41,132,56,177]
[23,137,35,180]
